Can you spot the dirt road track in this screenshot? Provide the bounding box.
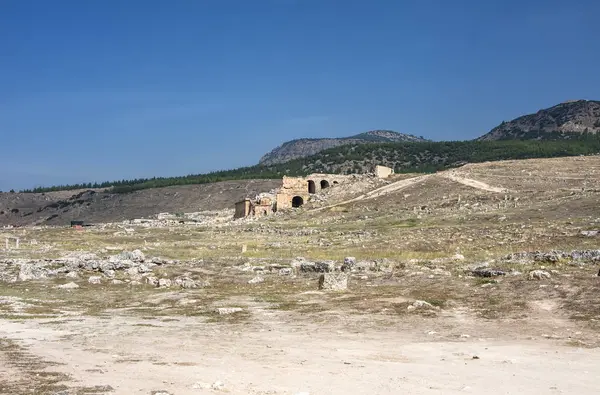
[1,316,599,395]
[314,169,511,211]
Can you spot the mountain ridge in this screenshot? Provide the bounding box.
[479,99,600,141]
[258,130,427,165]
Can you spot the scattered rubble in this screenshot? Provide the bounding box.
[503,250,600,264]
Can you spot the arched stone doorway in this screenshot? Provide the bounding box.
[320,180,330,189]
[292,196,304,208]
[308,180,316,194]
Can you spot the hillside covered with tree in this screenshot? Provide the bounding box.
[16,134,600,194]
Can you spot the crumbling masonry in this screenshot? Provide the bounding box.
[233,165,394,219]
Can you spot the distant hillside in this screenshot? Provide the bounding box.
[14,101,600,196]
[264,136,600,175]
[258,130,427,165]
[0,180,281,226]
[16,135,600,196]
[479,100,600,141]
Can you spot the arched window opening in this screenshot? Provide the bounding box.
[291,196,304,208]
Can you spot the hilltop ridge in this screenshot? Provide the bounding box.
[258,130,427,165]
[479,100,600,140]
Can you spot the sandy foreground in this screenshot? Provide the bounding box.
[2,311,600,395]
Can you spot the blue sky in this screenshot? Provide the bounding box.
[1,0,599,190]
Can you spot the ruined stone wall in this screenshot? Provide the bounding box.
[240,173,355,212]
[280,176,308,191]
[234,200,251,219]
[253,203,273,216]
[374,165,394,179]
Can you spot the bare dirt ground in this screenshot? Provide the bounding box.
[1,156,600,394]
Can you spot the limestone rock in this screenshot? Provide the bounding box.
[528,270,551,280]
[215,307,243,315]
[137,264,152,274]
[318,273,348,291]
[290,257,306,270]
[114,249,145,263]
[341,257,356,272]
[173,276,200,288]
[18,263,48,281]
[354,260,376,272]
[57,282,79,289]
[130,249,146,262]
[150,257,169,265]
[65,271,79,279]
[158,278,172,288]
[301,260,335,273]
[299,261,316,272]
[145,276,159,286]
[581,230,599,237]
[471,268,506,277]
[407,300,435,311]
[315,260,336,273]
[248,276,264,284]
[88,276,102,285]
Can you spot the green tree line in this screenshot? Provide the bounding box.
[19,133,600,194]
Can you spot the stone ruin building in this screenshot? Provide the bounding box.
[233,166,394,219]
[276,173,345,210]
[234,196,274,219]
[233,173,342,219]
[374,165,395,179]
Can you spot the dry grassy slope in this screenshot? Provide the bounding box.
[276,156,600,259]
[0,179,281,226]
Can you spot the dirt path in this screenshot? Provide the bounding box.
[312,170,511,212]
[313,174,432,211]
[1,315,599,395]
[439,172,511,193]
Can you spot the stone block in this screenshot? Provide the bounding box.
[318,273,348,291]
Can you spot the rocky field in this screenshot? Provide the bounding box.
[1,156,600,394]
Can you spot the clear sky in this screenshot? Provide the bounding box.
[1,0,599,191]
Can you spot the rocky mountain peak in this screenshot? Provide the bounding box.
[479,100,600,140]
